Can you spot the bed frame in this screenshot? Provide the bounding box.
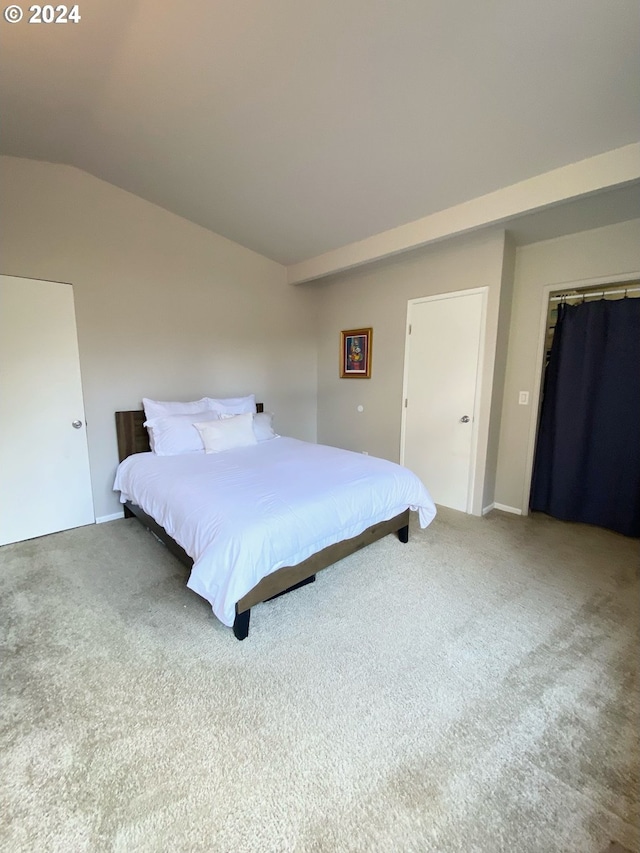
[115,408,410,639]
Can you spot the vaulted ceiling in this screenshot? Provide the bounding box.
[1,0,639,269]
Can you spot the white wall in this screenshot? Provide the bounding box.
[2,155,637,527]
[495,218,640,511]
[482,235,515,512]
[0,156,318,520]
[314,218,640,517]
[313,229,511,513]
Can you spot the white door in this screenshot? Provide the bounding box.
[0,275,94,545]
[401,290,484,512]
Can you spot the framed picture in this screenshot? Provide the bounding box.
[340,327,372,378]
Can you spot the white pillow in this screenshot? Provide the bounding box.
[142,397,211,421]
[144,410,220,456]
[205,394,256,416]
[219,411,278,442]
[193,412,258,453]
[252,411,278,441]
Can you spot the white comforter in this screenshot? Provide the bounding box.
[113,437,436,626]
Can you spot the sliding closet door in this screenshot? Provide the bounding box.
[0,275,95,545]
[530,297,640,537]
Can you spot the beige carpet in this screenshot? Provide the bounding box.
[1,507,638,852]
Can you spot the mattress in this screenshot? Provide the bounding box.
[114,437,436,626]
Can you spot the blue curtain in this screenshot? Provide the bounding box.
[530,297,640,537]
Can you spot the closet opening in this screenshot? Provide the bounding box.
[529,279,640,537]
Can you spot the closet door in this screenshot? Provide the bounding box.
[0,275,95,545]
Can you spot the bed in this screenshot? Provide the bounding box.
[114,406,436,639]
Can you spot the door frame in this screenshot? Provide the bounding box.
[521,270,640,515]
[400,287,488,514]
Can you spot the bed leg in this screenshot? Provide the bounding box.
[397,524,409,543]
[233,608,251,641]
[123,505,134,519]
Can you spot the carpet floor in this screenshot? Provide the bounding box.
[1,507,638,852]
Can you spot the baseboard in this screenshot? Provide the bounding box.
[493,502,523,516]
[95,511,125,524]
[482,503,495,515]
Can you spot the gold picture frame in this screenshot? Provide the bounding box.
[340,328,372,378]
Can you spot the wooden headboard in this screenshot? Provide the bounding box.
[115,403,264,462]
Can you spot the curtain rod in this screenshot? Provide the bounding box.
[550,286,640,303]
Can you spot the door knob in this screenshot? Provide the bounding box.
[72,419,83,429]
[460,415,470,423]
